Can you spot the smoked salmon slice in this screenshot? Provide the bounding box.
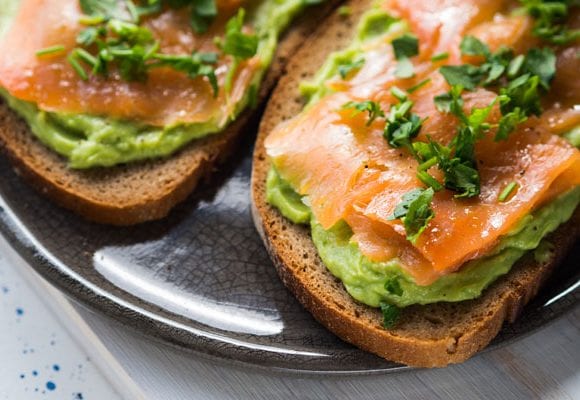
[0,0,257,127]
[266,0,580,285]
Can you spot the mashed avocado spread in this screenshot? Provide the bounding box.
[268,169,580,308]
[0,0,316,168]
[266,7,580,308]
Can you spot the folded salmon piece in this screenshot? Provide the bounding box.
[0,0,256,127]
[266,0,580,285]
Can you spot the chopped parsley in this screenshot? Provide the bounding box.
[44,1,257,96]
[216,9,259,92]
[189,0,218,34]
[379,302,401,329]
[219,9,258,60]
[392,33,419,79]
[338,58,365,79]
[389,187,435,243]
[384,278,403,296]
[521,0,580,44]
[439,64,483,90]
[383,87,425,153]
[342,100,385,126]
[78,0,219,34]
[438,36,556,140]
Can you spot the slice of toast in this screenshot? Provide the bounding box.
[251,0,580,367]
[0,1,340,226]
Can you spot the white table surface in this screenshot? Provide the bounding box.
[1,233,579,400]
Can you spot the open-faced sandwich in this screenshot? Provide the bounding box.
[0,0,335,225]
[252,0,580,367]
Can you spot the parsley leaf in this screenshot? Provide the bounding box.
[521,0,580,44]
[392,33,419,79]
[523,47,557,89]
[392,33,419,59]
[441,158,481,198]
[389,187,435,243]
[439,65,483,90]
[79,0,128,21]
[150,52,219,94]
[190,0,218,34]
[338,58,365,79]
[384,278,403,296]
[342,100,385,126]
[379,302,401,329]
[220,9,258,59]
[460,35,491,58]
[384,90,424,153]
[434,85,465,116]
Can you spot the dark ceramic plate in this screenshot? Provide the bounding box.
[0,134,578,375]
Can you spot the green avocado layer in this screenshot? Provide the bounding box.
[0,0,315,168]
[267,168,580,308]
[265,6,580,308]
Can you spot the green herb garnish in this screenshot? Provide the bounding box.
[389,187,435,243]
[338,58,365,79]
[56,1,258,96]
[384,88,424,153]
[407,78,432,93]
[342,100,385,126]
[498,181,519,202]
[521,0,580,44]
[384,278,403,296]
[36,45,66,57]
[379,302,401,329]
[431,52,449,62]
[392,33,419,79]
[438,36,556,140]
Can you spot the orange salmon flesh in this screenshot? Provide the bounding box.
[266,0,580,285]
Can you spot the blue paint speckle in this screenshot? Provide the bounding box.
[74,393,84,399]
[1,286,8,294]
[32,370,38,376]
[15,307,24,316]
[45,381,56,391]
[52,364,60,372]
[19,374,25,379]
[50,340,56,346]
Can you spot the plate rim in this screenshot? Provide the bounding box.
[0,185,578,376]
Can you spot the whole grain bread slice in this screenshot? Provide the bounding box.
[0,1,340,226]
[251,0,580,367]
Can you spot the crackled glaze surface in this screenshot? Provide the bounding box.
[0,135,578,374]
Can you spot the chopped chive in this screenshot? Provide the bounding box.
[36,45,66,57]
[73,48,98,68]
[390,86,408,102]
[498,181,518,202]
[144,41,160,60]
[67,54,88,81]
[417,171,443,191]
[109,49,135,57]
[407,78,432,93]
[78,14,105,25]
[431,52,449,62]
[418,157,437,171]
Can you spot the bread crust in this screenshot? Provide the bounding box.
[251,0,580,367]
[0,1,340,225]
